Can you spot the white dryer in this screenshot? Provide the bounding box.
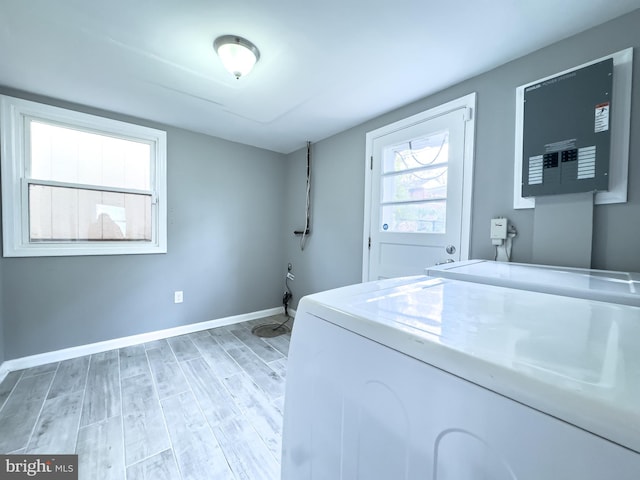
[426,259,640,306]
[281,276,640,480]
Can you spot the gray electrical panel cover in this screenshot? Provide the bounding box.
[521,58,613,197]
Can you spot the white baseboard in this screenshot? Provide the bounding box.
[0,306,285,382]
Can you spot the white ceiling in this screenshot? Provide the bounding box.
[1,1,639,154]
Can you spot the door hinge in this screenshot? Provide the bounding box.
[368,237,371,249]
[370,156,373,170]
[463,107,472,122]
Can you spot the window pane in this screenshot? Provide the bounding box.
[30,121,151,190]
[29,184,152,241]
[382,167,447,202]
[381,201,446,233]
[383,130,449,174]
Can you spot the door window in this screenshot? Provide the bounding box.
[380,130,449,234]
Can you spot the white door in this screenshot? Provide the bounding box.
[364,94,475,281]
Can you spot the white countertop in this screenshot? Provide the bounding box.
[426,260,640,306]
[301,276,640,453]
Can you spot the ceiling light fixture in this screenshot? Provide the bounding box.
[213,35,260,80]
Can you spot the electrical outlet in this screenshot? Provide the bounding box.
[490,217,508,246]
[174,291,183,303]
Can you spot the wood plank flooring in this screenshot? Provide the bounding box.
[0,315,292,480]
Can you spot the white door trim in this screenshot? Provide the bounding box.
[362,93,476,282]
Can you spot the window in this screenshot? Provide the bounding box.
[1,95,167,257]
[380,130,450,234]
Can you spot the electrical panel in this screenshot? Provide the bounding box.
[521,58,613,197]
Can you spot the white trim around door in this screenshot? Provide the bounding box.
[362,93,477,281]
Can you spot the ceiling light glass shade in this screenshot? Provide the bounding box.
[214,35,260,79]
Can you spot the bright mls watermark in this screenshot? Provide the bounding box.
[0,455,77,479]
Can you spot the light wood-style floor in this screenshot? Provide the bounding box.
[0,315,291,480]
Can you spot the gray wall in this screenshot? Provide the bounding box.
[285,10,640,307]
[0,91,287,360]
[284,135,365,300]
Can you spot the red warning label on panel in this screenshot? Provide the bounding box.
[595,102,610,133]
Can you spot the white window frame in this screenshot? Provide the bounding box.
[1,95,167,257]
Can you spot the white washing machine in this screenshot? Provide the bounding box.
[281,276,640,480]
[426,259,640,306]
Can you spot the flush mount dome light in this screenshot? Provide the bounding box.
[213,35,260,79]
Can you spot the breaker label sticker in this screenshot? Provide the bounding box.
[595,102,610,133]
[528,155,543,185]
